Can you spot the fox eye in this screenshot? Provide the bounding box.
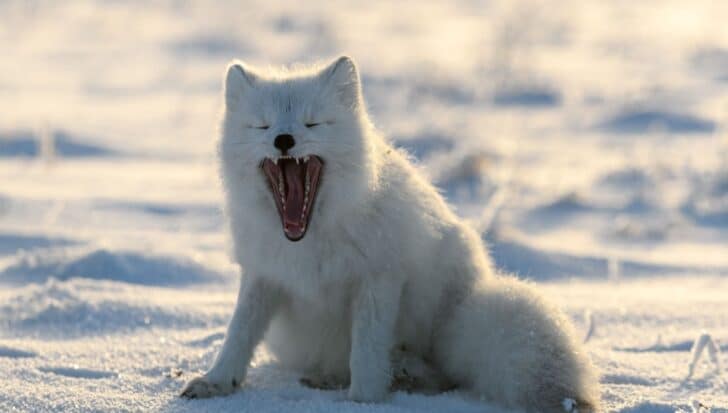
[305,122,320,128]
[254,125,269,130]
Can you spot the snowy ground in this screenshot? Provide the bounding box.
[1,1,727,412]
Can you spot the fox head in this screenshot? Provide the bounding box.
[219,56,380,242]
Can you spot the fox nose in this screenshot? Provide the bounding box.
[274,134,295,154]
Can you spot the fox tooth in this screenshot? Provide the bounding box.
[304,156,310,162]
[295,158,300,165]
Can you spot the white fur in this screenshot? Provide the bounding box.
[181,56,600,412]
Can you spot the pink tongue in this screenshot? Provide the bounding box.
[283,161,305,227]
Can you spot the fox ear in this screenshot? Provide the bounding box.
[321,56,362,109]
[225,61,257,108]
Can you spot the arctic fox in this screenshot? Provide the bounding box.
[180,56,600,412]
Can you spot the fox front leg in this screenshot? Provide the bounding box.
[181,276,280,398]
[348,275,403,403]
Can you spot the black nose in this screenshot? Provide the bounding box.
[274,134,295,153]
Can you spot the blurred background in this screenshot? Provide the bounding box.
[0,1,726,412]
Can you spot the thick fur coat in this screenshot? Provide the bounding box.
[181,56,600,412]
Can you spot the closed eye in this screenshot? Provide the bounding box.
[305,122,320,128]
[248,125,269,130]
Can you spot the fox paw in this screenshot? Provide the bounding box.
[180,375,239,399]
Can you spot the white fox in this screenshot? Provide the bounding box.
[181,56,600,412]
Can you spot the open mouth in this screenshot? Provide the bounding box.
[261,155,323,241]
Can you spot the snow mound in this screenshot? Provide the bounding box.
[437,152,501,201]
[610,215,674,242]
[168,33,249,58]
[682,170,728,227]
[97,200,221,218]
[1,248,225,286]
[0,193,9,214]
[598,110,716,134]
[0,345,37,358]
[0,279,225,337]
[393,132,454,160]
[597,167,654,190]
[691,47,728,81]
[493,86,561,107]
[521,192,596,229]
[0,233,76,256]
[0,130,119,158]
[486,233,723,280]
[409,77,475,105]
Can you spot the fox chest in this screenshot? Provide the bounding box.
[241,232,373,297]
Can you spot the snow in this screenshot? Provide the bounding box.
[1,248,225,286]
[687,333,722,379]
[1,0,727,411]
